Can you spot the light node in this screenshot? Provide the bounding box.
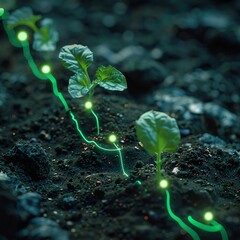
[17,31,28,42]
[159,179,168,189]
[109,134,117,143]
[204,211,214,221]
[41,64,51,74]
[84,101,93,109]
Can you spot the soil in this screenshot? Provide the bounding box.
[0,0,239,240]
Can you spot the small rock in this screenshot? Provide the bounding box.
[18,192,41,219]
[60,196,78,210]
[203,103,238,128]
[4,141,51,180]
[0,181,21,239]
[39,130,52,141]
[199,133,225,147]
[18,217,69,240]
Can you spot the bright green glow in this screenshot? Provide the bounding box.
[85,101,92,109]
[0,8,4,17]
[159,179,168,189]
[69,111,120,152]
[188,217,229,240]
[1,13,122,155]
[204,211,214,221]
[84,102,100,135]
[41,64,51,74]
[136,180,142,185]
[90,109,100,135]
[165,190,200,240]
[1,10,230,240]
[2,12,22,48]
[109,134,117,143]
[212,220,229,240]
[113,143,128,177]
[17,31,28,41]
[188,216,220,232]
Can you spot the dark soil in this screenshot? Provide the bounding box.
[0,0,239,240]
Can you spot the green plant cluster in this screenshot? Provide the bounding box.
[5,6,181,181]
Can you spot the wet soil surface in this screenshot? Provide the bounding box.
[0,0,240,240]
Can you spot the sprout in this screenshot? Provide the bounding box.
[136,110,180,180]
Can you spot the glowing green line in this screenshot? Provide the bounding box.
[165,190,200,240]
[188,216,221,232]
[21,42,48,80]
[113,143,128,177]
[2,12,22,48]
[69,111,120,152]
[211,220,229,240]
[90,109,100,135]
[47,74,69,111]
[188,216,229,240]
[1,10,123,155]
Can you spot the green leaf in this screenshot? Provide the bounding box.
[59,44,93,74]
[136,110,180,156]
[68,72,92,98]
[95,65,127,91]
[7,7,41,29]
[33,18,59,51]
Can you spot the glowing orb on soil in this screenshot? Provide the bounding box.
[17,31,28,41]
[204,211,214,221]
[109,134,117,143]
[159,179,169,189]
[41,65,51,74]
[84,101,93,109]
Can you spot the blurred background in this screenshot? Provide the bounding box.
[1,0,240,138]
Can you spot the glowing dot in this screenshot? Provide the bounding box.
[17,31,28,41]
[136,180,142,185]
[204,211,214,221]
[84,101,92,109]
[159,179,168,189]
[109,134,117,143]
[0,8,4,17]
[41,64,51,74]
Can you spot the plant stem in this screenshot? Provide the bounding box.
[28,22,40,33]
[156,152,161,181]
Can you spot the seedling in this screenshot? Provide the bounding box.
[6,7,58,51]
[58,44,127,100]
[59,44,127,135]
[136,110,180,180]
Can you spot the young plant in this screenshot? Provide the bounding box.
[6,7,58,51]
[136,110,180,180]
[58,44,127,100]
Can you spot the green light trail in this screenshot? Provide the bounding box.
[188,216,229,240]
[211,220,229,240]
[69,111,121,152]
[188,216,221,232]
[0,10,130,177]
[113,143,129,177]
[0,11,230,240]
[90,109,100,135]
[165,190,200,240]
